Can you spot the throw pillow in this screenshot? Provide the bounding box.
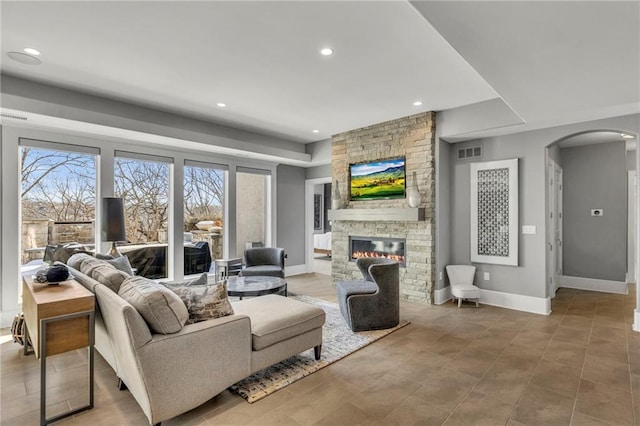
[103,256,134,276]
[166,275,234,324]
[91,264,130,293]
[119,276,188,334]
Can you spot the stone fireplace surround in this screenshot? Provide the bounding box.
[330,112,436,303]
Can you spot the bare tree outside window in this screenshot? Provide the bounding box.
[21,147,96,221]
[183,166,224,228]
[114,158,169,244]
[20,146,97,264]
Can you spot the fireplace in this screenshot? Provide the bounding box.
[349,236,406,267]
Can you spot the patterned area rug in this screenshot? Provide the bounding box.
[229,295,410,403]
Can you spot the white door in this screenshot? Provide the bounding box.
[547,159,563,298]
[554,165,563,278]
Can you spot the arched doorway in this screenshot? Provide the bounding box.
[545,130,637,299]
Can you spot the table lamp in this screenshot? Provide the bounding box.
[103,197,126,257]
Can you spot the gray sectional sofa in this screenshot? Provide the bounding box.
[65,257,325,425]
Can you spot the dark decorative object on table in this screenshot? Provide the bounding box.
[34,264,70,283]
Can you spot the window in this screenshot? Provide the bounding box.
[184,160,226,269]
[236,167,271,258]
[114,153,171,278]
[20,141,98,267]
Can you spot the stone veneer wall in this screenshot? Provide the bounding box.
[331,112,436,303]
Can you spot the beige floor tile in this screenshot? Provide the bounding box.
[445,347,499,378]
[388,350,450,383]
[511,384,575,425]
[586,338,629,365]
[412,368,478,412]
[472,365,532,406]
[574,379,635,425]
[544,339,587,369]
[312,402,378,425]
[530,358,581,398]
[276,377,361,425]
[446,390,514,424]
[570,411,615,425]
[494,343,544,373]
[552,326,591,347]
[581,355,632,392]
[348,373,422,418]
[379,395,450,426]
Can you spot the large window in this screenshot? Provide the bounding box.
[236,167,271,258]
[114,153,171,278]
[184,161,226,266]
[20,141,97,267]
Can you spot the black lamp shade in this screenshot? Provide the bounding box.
[102,197,126,242]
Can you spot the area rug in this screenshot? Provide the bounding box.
[229,295,410,403]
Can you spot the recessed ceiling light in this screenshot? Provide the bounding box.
[413,101,423,106]
[312,129,320,133]
[7,52,41,65]
[621,133,634,139]
[23,47,41,56]
[320,48,334,56]
[217,103,226,108]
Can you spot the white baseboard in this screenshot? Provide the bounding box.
[479,289,551,315]
[434,286,452,305]
[634,309,640,333]
[285,264,307,277]
[558,275,628,295]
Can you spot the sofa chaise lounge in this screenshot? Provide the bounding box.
[65,256,325,425]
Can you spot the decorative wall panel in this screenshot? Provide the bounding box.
[470,159,518,266]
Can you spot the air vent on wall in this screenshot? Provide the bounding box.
[457,146,482,160]
[1,112,28,121]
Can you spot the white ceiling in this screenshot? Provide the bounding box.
[1,1,639,146]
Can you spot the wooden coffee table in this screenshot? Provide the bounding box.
[226,276,287,300]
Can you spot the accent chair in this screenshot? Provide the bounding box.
[446,264,481,307]
[336,257,400,332]
[240,247,285,278]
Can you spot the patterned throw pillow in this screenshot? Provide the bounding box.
[166,275,234,324]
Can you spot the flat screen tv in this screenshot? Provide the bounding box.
[349,157,406,201]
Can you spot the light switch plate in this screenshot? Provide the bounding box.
[484,272,490,281]
[522,225,536,235]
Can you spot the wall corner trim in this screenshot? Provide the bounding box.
[479,289,551,315]
[434,286,452,305]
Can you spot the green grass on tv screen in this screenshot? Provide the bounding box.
[350,173,405,200]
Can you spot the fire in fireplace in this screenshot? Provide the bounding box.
[349,236,406,267]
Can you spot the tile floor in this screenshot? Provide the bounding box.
[1,273,639,425]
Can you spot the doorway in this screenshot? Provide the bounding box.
[546,130,636,297]
[305,177,332,275]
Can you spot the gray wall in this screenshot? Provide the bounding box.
[435,136,452,291]
[443,114,639,299]
[276,164,306,266]
[306,164,331,180]
[561,142,627,281]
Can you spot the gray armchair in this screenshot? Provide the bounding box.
[336,258,400,332]
[240,247,285,278]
